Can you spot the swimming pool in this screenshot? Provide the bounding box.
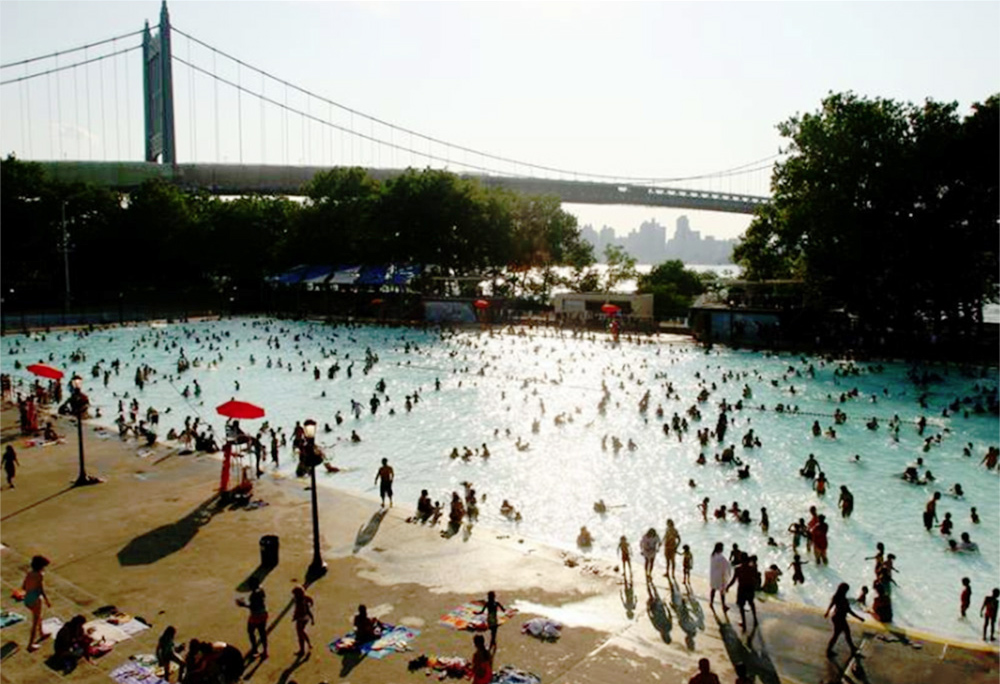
[3,317,997,641]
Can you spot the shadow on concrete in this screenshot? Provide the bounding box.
[620,574,638,620]
[715,614,781,684]
[236,564,275,593]
[353,508,387,553]
[1,485,75,522]
[645,578,672,644]
[275,650,310,684]
[668,578,700,650]
[116,494,222,566]
[337,648,367,678]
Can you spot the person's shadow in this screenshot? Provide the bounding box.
[645,578,672,644]
[117,494,222,565]
[668,578,700,650]
[714,610,781,684]
[275,650,310,684]
[337,648,367,677]
[354,508,387,553]
[620,575,638,620]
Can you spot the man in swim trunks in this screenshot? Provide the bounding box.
[375,458,394,507]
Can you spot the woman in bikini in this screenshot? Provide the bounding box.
[22,555,51,651]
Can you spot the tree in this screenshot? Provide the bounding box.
[734,91,999,334]
[636,260,705,319]
[601,244,637,293]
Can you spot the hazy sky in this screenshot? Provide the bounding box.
[1,1,997,240]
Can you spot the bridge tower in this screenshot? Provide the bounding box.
[142,1,177,164]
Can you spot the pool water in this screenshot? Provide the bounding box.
[3,318,997,641]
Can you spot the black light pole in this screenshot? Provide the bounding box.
[69,375,97,487]
[303,419,327,580]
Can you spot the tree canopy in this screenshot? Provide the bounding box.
[734,92,999,333]
[1,157,594,308]
[636,259,706,319]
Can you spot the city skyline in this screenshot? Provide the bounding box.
[579,215,737,265]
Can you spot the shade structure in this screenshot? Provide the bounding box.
[474,299,490,310]
[601,303,620,314]
[215,399,265,420]
[371,298,384,305]
[26,363,64,380]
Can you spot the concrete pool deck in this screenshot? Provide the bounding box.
[1,407,997,684]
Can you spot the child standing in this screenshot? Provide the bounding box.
[681,544,694,586]
[960,578,972,618]
[789,554,808,585]
[478,591,506,649]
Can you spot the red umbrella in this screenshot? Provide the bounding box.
[601,303,620,315]
[371,298,384,305]
[216,399,265,420]
[474,299,489,310]
[26,363,64,380]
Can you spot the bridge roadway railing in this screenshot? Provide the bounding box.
[35,161,767,214]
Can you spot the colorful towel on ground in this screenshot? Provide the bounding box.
[493,665,542,684]
[109,661,169,684]
[439,601,518,631]
[328,623,419,660]
[0,610,25,629]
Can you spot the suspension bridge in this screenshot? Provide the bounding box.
[1,2,775,214]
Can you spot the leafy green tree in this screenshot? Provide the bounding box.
[601,244,637,293]
[299,167,380,264]
[637,259,705,318]
[734,91,999,334]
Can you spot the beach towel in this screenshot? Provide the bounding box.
[117,618,151,637]
[84,619,131,645]
[109,661,169,684]
[0,610,25,629]
[439,601,517,631]
[41,616,64,637]
[521,618,562,640]
[329,623,419,660]
[493,665,542,684]
[129,653,160,669]
[21,438,66,448]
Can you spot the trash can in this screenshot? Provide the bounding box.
[260,535,279,567]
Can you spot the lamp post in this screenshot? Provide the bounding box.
[69,375,96,487]
[302,419,327,580]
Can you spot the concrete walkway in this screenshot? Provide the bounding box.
[1,407,996,684]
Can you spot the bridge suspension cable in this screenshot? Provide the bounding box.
[0,28,144,70]
[171,25,780,187]
[0,44,141,87]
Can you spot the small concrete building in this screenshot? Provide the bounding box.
[551,293,654,319]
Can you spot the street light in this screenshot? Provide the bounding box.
[69,375,98,487]
[302,419,327,580]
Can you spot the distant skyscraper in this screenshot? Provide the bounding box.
[578,215,736,264]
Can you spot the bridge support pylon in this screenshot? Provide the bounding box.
[142,1,177,164]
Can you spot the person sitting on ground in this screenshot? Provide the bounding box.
[53,614,92,669]
[762,564,782,594]
[500,500,515,518]
[593,499,608,514]
[43,422,59,442]
[577,526,593,548]
[353,604,382,645]
[412,489,433,523]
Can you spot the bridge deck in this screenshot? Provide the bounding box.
[35,161,766,214]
